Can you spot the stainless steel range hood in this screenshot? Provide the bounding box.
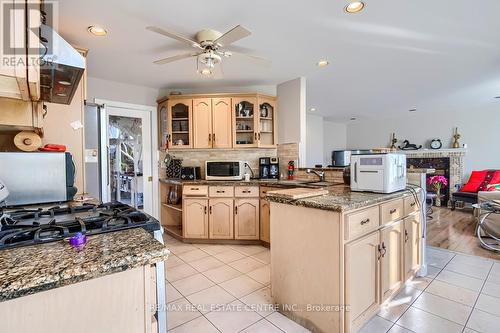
[40,24,85,105]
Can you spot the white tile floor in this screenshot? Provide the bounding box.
[164,233,500,333]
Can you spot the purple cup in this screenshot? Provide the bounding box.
[69,233,87,247]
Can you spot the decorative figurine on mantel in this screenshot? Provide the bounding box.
[398,140,422,150]
[389,133,397,149]
[452,127,461,148]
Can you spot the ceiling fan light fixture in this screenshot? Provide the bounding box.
[199,68,213,76]
[87,25,107,36]
[317,60,329,67]
[345,1,365,13]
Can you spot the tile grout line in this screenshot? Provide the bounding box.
[461,262,494,333]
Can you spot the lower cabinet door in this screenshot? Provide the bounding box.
[380,220,404,302]
[259,199,270,243]
[404,213,422,279]
[209,198,234,239]
[234,199,260,240]
[345,231,380,332]
[183,199,208,239]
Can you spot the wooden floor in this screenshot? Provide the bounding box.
[427,206,500,260]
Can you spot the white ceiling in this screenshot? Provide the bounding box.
[57,0,500,121]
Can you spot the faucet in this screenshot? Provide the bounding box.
[306,169,326,182]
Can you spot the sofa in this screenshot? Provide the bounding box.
[451,170,500,210]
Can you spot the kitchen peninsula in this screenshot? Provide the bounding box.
[267,185,424,333]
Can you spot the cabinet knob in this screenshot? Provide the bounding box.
[390,208,397,214]
[410,202,416,207]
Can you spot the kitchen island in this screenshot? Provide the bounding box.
[0,228,169,333]
[267,185,424,333]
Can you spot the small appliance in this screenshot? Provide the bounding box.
[180,166,201,180]
[332,150,372,167]
[205,161,246,180]
[0,152,77,206]
[350,153,407,193]
[259,157,279,179]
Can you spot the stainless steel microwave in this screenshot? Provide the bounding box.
[205,161,246,180]
[0,152,78,206]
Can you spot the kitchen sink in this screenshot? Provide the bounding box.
[301,181,343,187]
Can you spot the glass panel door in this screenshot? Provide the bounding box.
[258,100,275,146]
[108,115,145,209]
[169,100,192,149]
[234,97,257,147]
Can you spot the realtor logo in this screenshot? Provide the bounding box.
[1,0,58,65]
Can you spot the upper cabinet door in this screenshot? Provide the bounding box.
[168,99,192,149]
[158,101,169,151]
[193,98,212,149]
[257,97,277,147]
[233,97,258,148]
[212,98,232,148]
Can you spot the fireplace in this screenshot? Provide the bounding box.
[401,149,466,208]
[408,157,450,206]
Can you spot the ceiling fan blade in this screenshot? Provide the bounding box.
[214,25,251,47]
[228,51,271,67]
[153,53,198,65]
[146,26,202,49]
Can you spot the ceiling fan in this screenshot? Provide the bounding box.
[146,25,270,76]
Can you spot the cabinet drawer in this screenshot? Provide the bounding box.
[404,196,419,216]
[380,199,404,224]
[209,186,234,198]
[235,186,259,197]
[183,185,208,197]
[345,206,380,240]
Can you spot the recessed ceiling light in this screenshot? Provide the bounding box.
[350,117,357,121]
[409,108,417,112]
[310,107,316,112]
[317,60,329,67]
[345,1,365,13]
[87,25,107,36]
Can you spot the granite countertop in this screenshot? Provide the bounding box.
[159,178,317,188]
[0,228,170,302]
[267,185,420,212]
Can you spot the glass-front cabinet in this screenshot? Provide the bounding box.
[233,97,258,148]
[257,97,276,147]
[167,99,192,149]
[158,100,169,150]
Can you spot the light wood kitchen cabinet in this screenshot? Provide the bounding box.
[193,98,212,149]
[209,198,234,239]
[257,96,277,147]
[380,220,404,302]
[345,231,380,332]
[233,97,258,147]
[234,198,260,240]
[157,99,169,150]
[168,99,192,149]
[259,199,270,243]
[183,198,208,238]
[211,98,232,148]
[404,213,422,279]
[0,99,43,129]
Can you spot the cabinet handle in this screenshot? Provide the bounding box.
[360,218,370,225]
[254,132,257,140]
[216,190,225,193]
[213,133,216,141]
[377,244,382,260]
[204,206,207,214]
[191,188,199,191]
[381,242,387,257]
[209,206,212,214]
[258,133,261,140]
[208,134,211,142]
[404,230,409,242]
[235,206,238,214]
[390,209,397,214]
[410,202,416,207]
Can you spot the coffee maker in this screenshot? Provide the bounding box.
[259,157,279,179]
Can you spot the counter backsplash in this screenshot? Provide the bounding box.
[159,148,277,178]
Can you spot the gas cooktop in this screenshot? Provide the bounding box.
[0,202,160,250]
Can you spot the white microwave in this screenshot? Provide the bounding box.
[205,161,247,180]
[350,153,407,193]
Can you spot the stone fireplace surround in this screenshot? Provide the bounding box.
[402,149,466,205]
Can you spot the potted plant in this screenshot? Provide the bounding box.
[428,175,448,207]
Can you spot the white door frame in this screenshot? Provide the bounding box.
[95,98,159,219]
